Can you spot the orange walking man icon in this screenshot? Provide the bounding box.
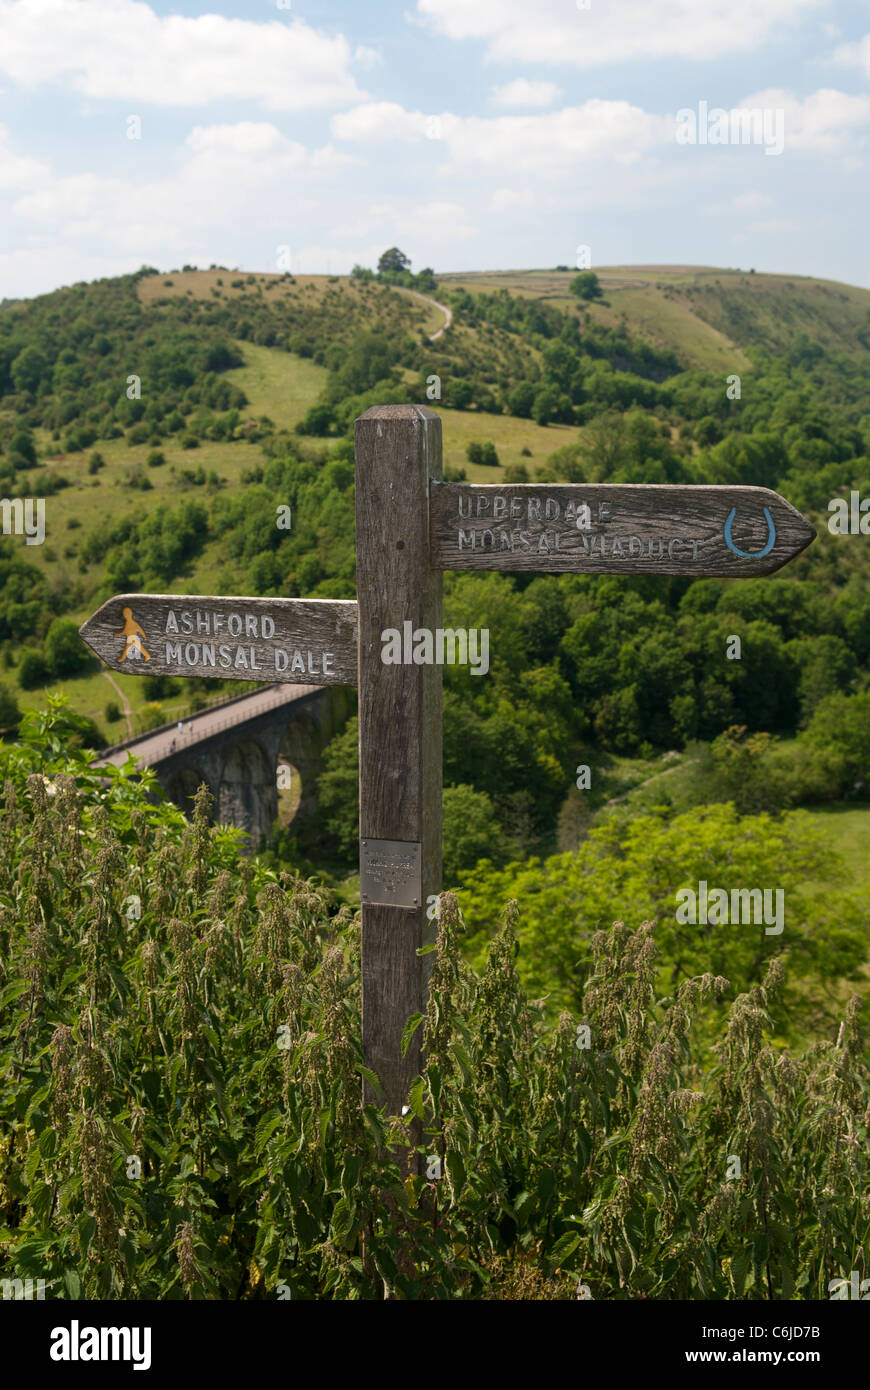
[115,606,151,663]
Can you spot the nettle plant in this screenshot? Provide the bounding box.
[0,701,867,1300]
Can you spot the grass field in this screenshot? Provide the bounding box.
[224,343,328,433]
[800,803,870,898]
[432,404,583,480]
[798,803,870,1023]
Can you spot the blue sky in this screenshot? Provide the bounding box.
[1,0,868,298]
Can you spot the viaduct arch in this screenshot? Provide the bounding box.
[97,682,353,850]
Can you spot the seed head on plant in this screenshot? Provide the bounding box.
[175,1221,197,1290]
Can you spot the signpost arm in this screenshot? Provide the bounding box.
[354,405,443,1120]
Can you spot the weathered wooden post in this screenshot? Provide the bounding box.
[354,405,442,1118]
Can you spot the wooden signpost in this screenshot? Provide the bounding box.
[80,403,816,1122]
[80,594,358,686]
[429,481,815,575]
[354,406,442,1114]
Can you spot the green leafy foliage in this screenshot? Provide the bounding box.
[456,801,867,1027]
[1,706,865,1300]
[570,272,603,301]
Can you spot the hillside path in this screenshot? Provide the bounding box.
[603,759,686,807]
[398,287,453,340]
[101,670,133,740]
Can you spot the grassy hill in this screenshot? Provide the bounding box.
[2,261,869,754]
[439,265,870,372]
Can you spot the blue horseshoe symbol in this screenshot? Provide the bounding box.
[723,506,776,559]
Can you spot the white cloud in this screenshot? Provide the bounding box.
[449,103,668,173]
[746,87,870,152]
[332,88,870,179]
[393,199,476,243]
[491,187,534,211]
[334,100,670,175]
[733,191,772,210]
[833,34,870,76]
[748,218,797,235]
[0,0,367,110]
[331,102,432,142]
[353,45,383,70]
[347,198,475,246]
[0,245,141,294]
[490,79,561,108]
[291,245,368,274]
[0,122,50,191]
[415,0,823,66]
[8,122,358,262]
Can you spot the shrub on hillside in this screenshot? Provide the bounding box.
[296,403,336,437]
[17,648,49,689]
[503,463,530,483]
[9,429,37,467]
[45,618,92,678]
[448,380,474,409]
[125,465,153,490]
[569,271,603,301]
[442,783,500,879]
[467,440,500,467]
[0,680,20,734]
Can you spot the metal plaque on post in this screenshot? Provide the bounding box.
[359,838,422,910]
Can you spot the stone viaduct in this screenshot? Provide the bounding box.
[97,682,354,849]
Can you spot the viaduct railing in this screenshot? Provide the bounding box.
[97,682,320,768]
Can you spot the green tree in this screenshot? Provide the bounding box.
[143,673,180,700]
[448,380,474,410]
[532,388,557,426]
[316,716,359,859]
[377,247,412,274]
[569,272,603,301]
[803,690,870,786]
[458,802,865,1013]
[790,634,855,724]
[10,345,48,394]
[296,553,324,592]
[442,784,500,881]
[0,681,21,734]
[503,463,529,482]
[45,618,92,677]
[296,402,336,436]
[328,332,395,400]
[467,440,499,467]
[17,648,50,689]
[9,429,37,467]
[507,382,536,418]
[249,551,283,593]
